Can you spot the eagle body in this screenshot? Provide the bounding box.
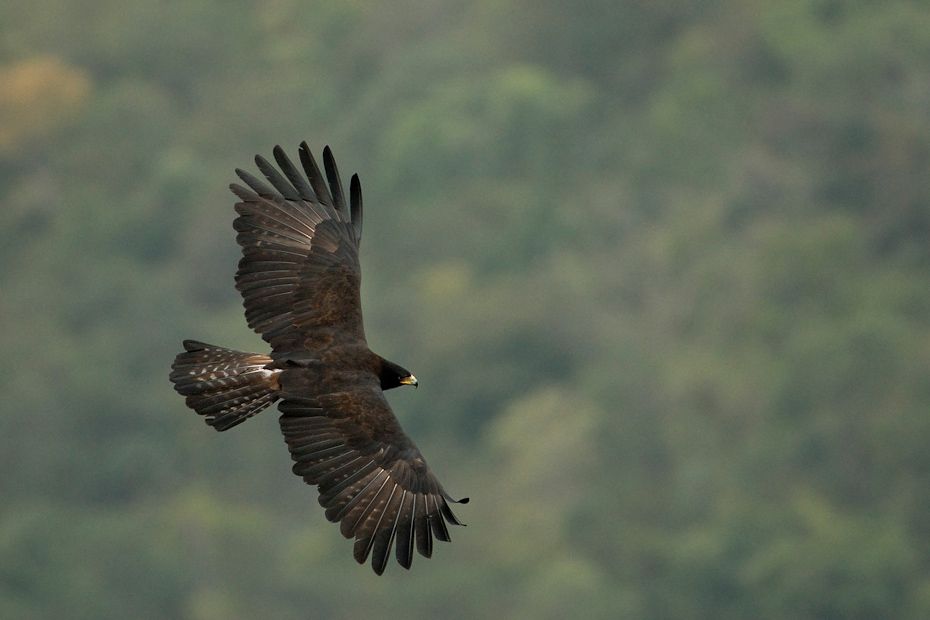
[169,143,465,574]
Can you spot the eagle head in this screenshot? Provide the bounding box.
[378,358,417,390]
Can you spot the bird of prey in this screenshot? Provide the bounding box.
[169,142,467,574]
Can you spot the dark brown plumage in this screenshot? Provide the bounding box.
[169,142,466,574]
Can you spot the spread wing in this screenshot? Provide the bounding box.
[278,376,468,574]
[230,143,365,353]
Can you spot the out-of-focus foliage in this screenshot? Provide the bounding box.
[2,1,929,618]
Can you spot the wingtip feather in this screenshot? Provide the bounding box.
[322,145,346,212]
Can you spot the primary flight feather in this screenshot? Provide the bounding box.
[169,142,467,574]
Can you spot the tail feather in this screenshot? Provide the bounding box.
[170,340,281,431]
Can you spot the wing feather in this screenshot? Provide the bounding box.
[234,168,275,198]
[394,492,416,569]
[322,145,346,212]
[414,494,433,558]
[298,141,335,209]
[273,145,317,202]
[349,173,363,245]
[255,154,301,201]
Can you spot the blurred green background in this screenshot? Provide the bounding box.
[2,0,930,618]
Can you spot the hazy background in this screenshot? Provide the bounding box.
[2,1,930,618]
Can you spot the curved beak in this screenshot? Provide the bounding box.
[400,374,418,389]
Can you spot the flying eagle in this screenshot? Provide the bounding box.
[169,142,467,574]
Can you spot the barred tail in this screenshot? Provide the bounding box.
[169,340,281,431]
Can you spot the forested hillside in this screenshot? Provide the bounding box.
[2,1,929,618]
